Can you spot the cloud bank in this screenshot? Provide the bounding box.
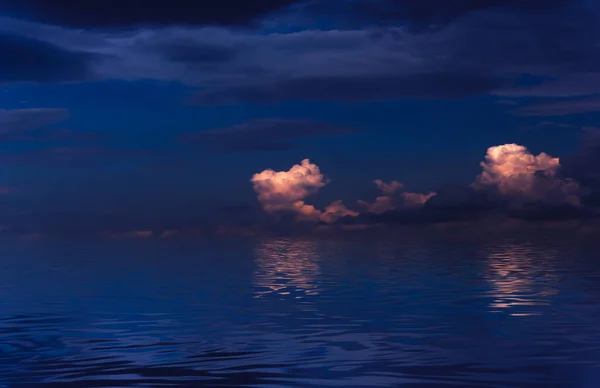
[251,142,598,234]
[0,0,598,108]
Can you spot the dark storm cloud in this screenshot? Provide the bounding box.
[192,73,498,104]
[0,108,68,135]
[180,118,358,152]
[0,33,95,83]
[0,0,597,104]
[0,0,298,28]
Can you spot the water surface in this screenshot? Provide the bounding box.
[1,237,599,387]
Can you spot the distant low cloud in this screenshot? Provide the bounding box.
[358,179,436,213]
[0,108,68,135]
[182,118,358,152]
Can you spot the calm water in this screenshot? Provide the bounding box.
[1,237,599,387]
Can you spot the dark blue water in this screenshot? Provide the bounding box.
[1,237,599,387]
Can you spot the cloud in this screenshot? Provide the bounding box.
[358,180,436,213]
[0,0,597,105]
[337,141,596,230]
[251,158,327,216]
[0,0,298,28]
[403,191,438,207]
[473,143,580,205]
[0,33,95,83]
[181,118,358,152]
[515,97,600,116]
[251,159,357,223]
[0,108,68,135]
[321,200,359,224]
[191,73,498,104]
[374,180,403,195]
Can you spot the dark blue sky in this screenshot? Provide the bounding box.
[1,0,599,237]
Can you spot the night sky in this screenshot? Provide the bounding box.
[1,0,600,238]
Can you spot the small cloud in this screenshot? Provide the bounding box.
[359,180,436,213]
[403,191,437,207]
[321,200,358,224]
[374,180,403,196]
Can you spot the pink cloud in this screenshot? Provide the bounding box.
[321,200,358,224]
[359,180,436,213]
[358,196,395,214]
[374,179,403,195]
[252,159,355,223]
[251,159,327,213]
[403,191,437,207]
[474,144,580,205]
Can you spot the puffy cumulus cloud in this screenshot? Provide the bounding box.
[251,159,357,224]
[474,143,580,205]
[251,159,327,214]
[359,180,436,213]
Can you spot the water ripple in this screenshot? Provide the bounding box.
[1,239,599,387]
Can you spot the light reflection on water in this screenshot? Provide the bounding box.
[0,238,599,387]
[485,243,560,315]
[254,239,321,299]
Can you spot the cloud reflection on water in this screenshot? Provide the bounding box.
[253,239,321,299]
[485,242,559,316]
